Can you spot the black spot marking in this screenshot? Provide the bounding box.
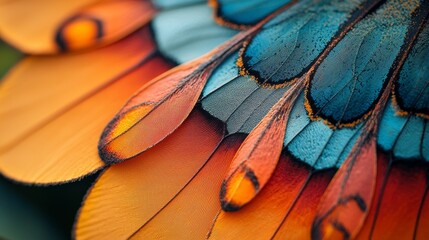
[245,167,260,192]
[219,180,241,212]
[352,195,367,212]
[98,146,122,165]
[331,220,351,240]
[220,200,241,212]
[311,219,351,240]
[340,194,367,212]
[311,194,367,240]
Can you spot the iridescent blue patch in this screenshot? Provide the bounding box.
[395,21,429,117]
[201,52,361,170]
[214,0,292,26]
[241,0,370,86]
[307,0,424,126]
[200,0,429,170]
[378,100,428,161]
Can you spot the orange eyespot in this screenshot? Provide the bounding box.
[221,167,259,211]
[56,16,103,51]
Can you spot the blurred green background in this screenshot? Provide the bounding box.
[0,41,98,240]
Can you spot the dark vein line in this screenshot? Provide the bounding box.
[368,155,392,239]
[237,89,284,133]
[413,181,429,240]
[200,74,242,101]
[224,86,261,123]
[1,51,158,152]
[270,174,313,239]
[126,136,226,239]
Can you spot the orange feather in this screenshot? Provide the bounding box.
[273,171,334,239]
[0,27,155,152]
[98,57,218,163]
[355,152,390,239]
[208,154,312,239]
[220,81,303,211]
[129,135,243,239]
[75,109,224,239]
[312,137,377,240]
[0,28,164,184]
